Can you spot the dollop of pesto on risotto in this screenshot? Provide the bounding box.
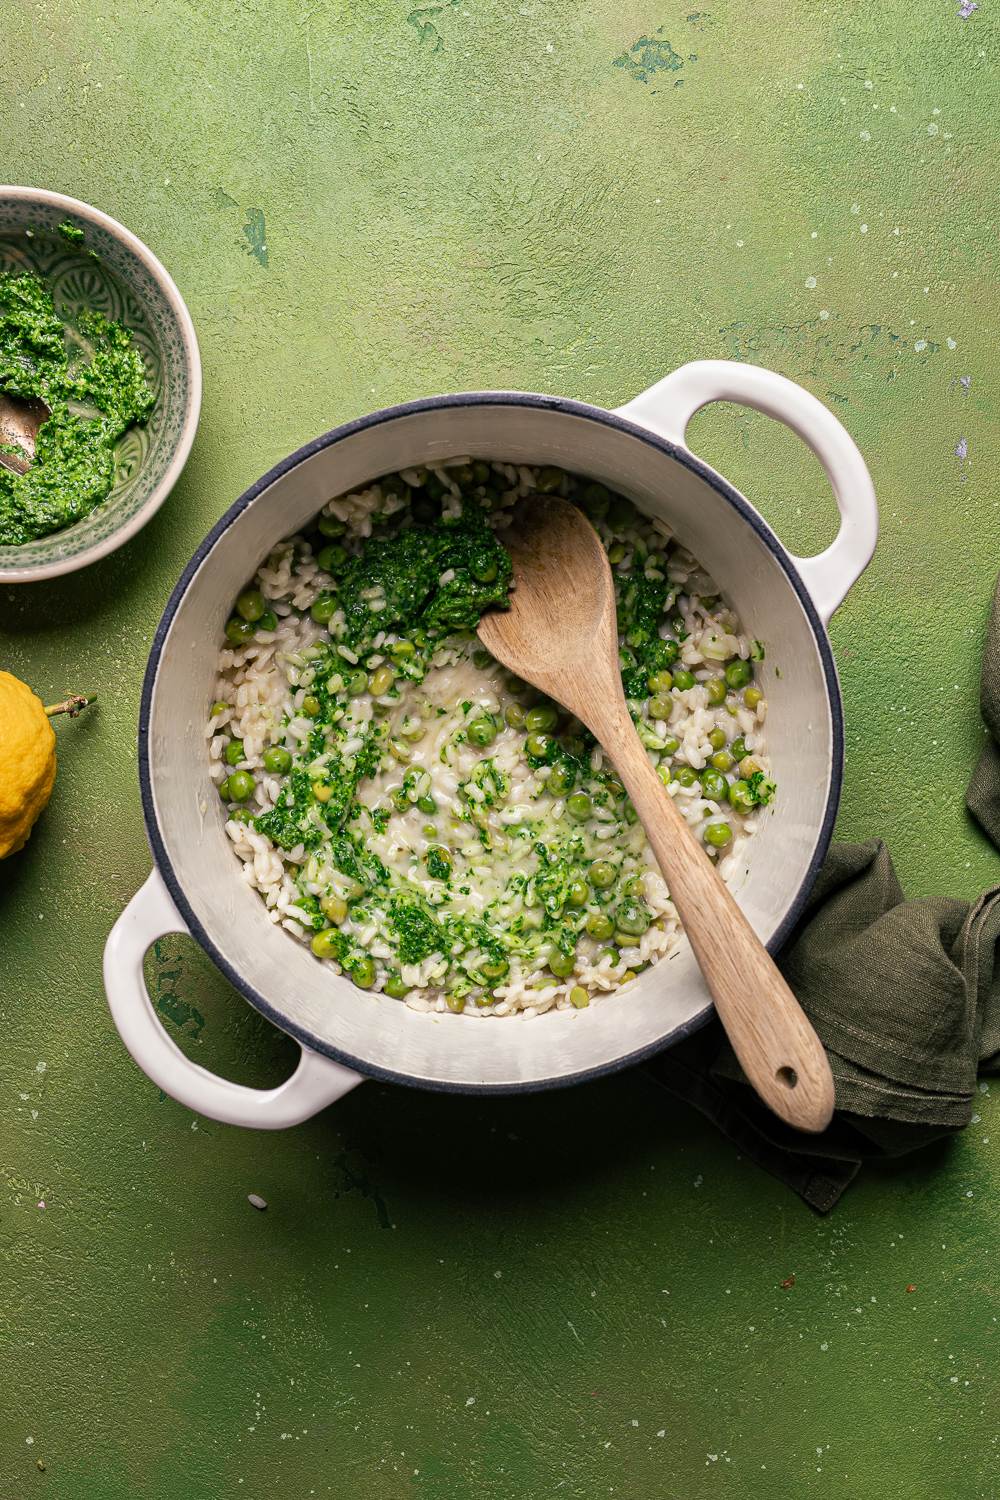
[210,461,775,1016]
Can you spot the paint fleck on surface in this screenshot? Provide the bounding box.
[613,30,684,84]
[242,208,268,267]
[956,437,968,459]
[958,0,977,17]
[407,0,459,50]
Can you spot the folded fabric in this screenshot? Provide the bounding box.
[645,577,1000,1212]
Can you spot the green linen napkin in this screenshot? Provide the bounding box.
[645,579,1000,1212]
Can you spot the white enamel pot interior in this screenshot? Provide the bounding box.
[104,361,877,1127]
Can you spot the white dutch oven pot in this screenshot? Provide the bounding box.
[104,362,877,1128]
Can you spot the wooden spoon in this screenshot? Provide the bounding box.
[478,496,835,1133]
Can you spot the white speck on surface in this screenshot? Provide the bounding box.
[26,1437,34,1446]
[247,1193,267,1211]
[947,337,958,349]
[915,339,928,352]
[860,129,871,140]
[820,309,830,320]
[657,1430,666,1438]
[466,1396,476,1407]
[860,223,869,233]
[805,275,817,288]
[851,202,860,214]
[35,1061,46,1074]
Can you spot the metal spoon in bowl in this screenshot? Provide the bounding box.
[0,393,49,474]
[477,496,835,1134]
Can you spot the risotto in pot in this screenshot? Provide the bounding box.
[207,461,775,1017]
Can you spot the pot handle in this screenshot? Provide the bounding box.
[615,359,878,623]
[103,869,364,1128]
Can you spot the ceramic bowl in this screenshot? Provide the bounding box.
[0,186,201,582]
[104,361,878,1128]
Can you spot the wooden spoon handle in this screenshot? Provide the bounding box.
[605,725,835,1133]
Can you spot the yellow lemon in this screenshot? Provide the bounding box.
[0,671,57,858]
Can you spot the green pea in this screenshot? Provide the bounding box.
[725,658,753,690]
[301,694,321,718]
[263,746,292,775]
[472,460,491,484]
[567,879,589,908]
[586,912,614,941]
[567,792,592,822]
[210,701,229,716]
[481,956,509,980]
[525,732,552,760]
[425,845,453,877]
[504,702,526,729]
[236,589,265,622]
[700,767,728,800]
[672,668,695,691]
[350,956,376,989]
[225,616,255,645]
[311,929,342,960]
[369,666,395,696]
[711,750,734,773]
[649,695,672,721]
[704,821,733,848]
[346,670,369,695]
[317,544,347,574]
[569,985,590,1009]
[607,542,626,566]
[728,779,755,814]
[546,761,576,796]
[317,514,346,537]
[525,704,558,733]
[730,736,748,762]
[445,991,466,1013]
[226,770,255,803]
[257,610,278,633]
[228,807,255,824]
[536,466,564,494]
[662,735,680,756]
[224,738,245,766]
[217,776,231,800]
[310,592,337,625]
[549,949,576,978]
[706,677,727,706]
[385,973,409,999]
[389,638,416,660]
[472,559,499,583]
[589,860,616,889]
[598,947,620,966]
[673,766,698,788]
[321,894,348,924]
[707,727,727,751]
[468,716,497,748]
[391,787,410,812]
[452,462,475,486]
[580,481,610,518]
[744,686,763,710]
[606,496,635,530]
[657,763,672,786]
[416,793,437,815]
[648,670,674,694]
[615,899,650,936]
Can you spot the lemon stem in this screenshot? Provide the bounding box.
[43,692,97,719]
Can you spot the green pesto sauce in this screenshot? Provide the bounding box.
[0,267,155,546]
[339,511,512,648]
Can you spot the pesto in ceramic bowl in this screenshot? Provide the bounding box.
[0,187,201,582]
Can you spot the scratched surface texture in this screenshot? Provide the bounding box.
[1,1,998,1496]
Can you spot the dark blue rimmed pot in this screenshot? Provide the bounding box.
[103,361,877,1128]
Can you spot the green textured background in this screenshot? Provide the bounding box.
[1,2,998,1495]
